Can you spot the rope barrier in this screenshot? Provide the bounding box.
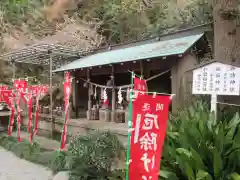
[79,69,171,89]
[217,101,240,107]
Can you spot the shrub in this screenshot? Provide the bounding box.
[31,150,67,173]
[160,101,240,180]
[67,131,125,180]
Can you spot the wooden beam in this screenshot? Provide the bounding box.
[74,57,176,77]
[72,71,77,118]
[140,60,143,77]
[111,65,116,122]
[171,61,178,113]
[49,54,54,139]
[87,68,92,120]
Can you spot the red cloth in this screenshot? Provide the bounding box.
[0,85,8,102]
[34,85,43,136]
[14,79,27,104]
[2,90,15,136]
[129,94,171,180]
[134,77,148,100]
[61,76,71,150]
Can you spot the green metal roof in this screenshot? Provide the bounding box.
[54,33,204,72]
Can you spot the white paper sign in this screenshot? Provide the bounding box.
[192,62,240,95]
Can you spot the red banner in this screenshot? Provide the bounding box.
[33,85,44,136]
[60,72,71,150]
[15,94,21,142]
[2,90,11,106]
[14,80,28,142]
[41,85,49,96]
[65,72,71,83]
[8,96,15,136]
[134,77,148,100]
[29,85,38,96]
[14,79,28,104]
[26,93,33,143]
[28,85,39,137]
[2,90,16,136]
[0,85,8,102]
[129,94,171,180]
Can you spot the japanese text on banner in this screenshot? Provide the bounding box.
[129,94,171,180]
[134,77,148,100]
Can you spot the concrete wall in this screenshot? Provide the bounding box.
[22,115,128,145]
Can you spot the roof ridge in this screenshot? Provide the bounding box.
[95,22,212,52]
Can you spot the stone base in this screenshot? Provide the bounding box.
[87,109,99,120]
[90,108,99,120]
[125,111,129,124]
[0,125,4,132]
[99,109,111,122]
[113,110,125,123]
[86,110,90,120]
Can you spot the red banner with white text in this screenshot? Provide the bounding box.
[26,93,33,143]
[0,85,9,102]
[129,94,171,180]
[134,77,148,100]
[14,79,28,142]
[2,90,16,136]
[33,85,49,136]
[60,72,71,150]
[14,79,28,103]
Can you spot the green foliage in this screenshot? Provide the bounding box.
[50,151,67,173]
[219,105,240,121]
[0,0,41,26]
[31,150,67,173]
[75,0,212,43]
[160,101,240,180]
[67,131,125,180]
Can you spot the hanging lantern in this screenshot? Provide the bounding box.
[106,79,113,86]
[83,81,88,88]
[106,75,114,87]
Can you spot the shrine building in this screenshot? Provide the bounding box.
[53,23,212,123]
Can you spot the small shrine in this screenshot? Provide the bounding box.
[54,25,212,123]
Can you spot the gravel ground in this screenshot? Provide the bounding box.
[0,147,53,180]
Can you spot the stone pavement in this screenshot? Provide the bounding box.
[0,147,53,180]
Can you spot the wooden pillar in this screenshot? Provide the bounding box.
[72,72,78,118]
[140,60,144,77]
[142,60,150,78]
[12,60,16,80]
[87,69,92,120]
[111,65,116,122]
[171,62,178,113]
[49,54,54,139]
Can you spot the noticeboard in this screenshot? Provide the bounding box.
[192,62,240,95]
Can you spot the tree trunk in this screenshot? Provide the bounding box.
[213,0,240,63]
[213,0,240,105]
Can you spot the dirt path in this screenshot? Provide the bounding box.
[0,147,53,180]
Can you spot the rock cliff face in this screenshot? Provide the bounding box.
[0,0,105,82]
[0,0,105,108]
